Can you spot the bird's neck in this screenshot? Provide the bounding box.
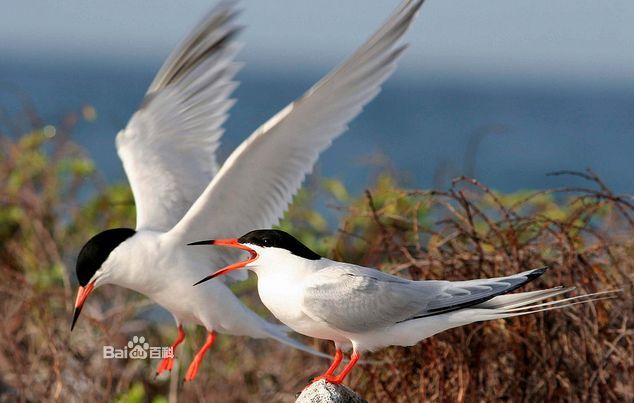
[252,252,327,322]
[253,250,326,285]
[106,231,163,294]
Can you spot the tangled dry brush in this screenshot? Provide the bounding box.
[0,108,632,401]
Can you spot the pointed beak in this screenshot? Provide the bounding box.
[71,281,95,331]
[188,238,258,286]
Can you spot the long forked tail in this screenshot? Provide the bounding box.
[455,286,621,322]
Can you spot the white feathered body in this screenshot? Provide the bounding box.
[99,231,276,337]
[250,247,586,353]
[254,250,351,344]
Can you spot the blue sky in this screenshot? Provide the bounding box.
[3,0,634,83]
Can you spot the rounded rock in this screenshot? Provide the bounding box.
[295,380,367,403]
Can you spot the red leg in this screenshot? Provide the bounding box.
[155,325,185,376]
[324,349,344,376]
[310,348,343,384]
[184,331,216,381]
[310,351,360,385]
[330,351,360,383]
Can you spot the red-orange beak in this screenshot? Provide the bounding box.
[71,281,95,331]
[189,238,258,286]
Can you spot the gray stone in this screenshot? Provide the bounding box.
[295,380,367,403]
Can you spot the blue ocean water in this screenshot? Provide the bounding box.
[1,58,633,195]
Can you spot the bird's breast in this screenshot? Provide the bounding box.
[257,273,305,322]
[256,270,343,341]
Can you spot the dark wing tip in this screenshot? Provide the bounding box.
[401,266,551,322]
[526,266,548,281]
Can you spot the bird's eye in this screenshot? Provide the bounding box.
[262,238,271,246]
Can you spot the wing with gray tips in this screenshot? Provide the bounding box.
[169,0,424,244]
[301,266,546,333]
[116,0,242,232]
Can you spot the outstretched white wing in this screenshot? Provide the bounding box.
[170,0,424,243]
[116,1,242,232]
[301,266,545,333]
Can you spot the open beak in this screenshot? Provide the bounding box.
[188,238,258,286]
[71,281,95,331]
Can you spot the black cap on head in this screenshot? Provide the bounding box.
[238,229,321,260]
[76,228,136,286]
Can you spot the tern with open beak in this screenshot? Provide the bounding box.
[70,0,424,381]
[192,229,618,385]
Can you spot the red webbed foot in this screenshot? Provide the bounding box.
[154,325,185,377]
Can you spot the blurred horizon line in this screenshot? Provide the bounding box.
[4,47,634,91]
